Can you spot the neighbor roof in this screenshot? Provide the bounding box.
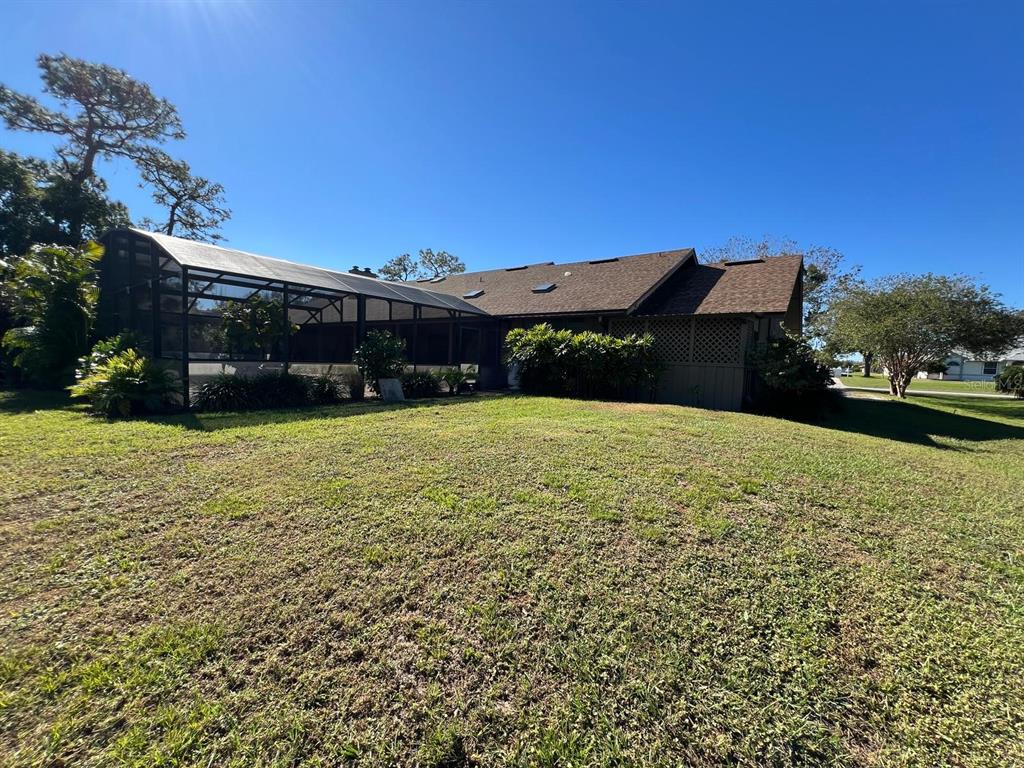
[637,255,804,316]
[405,249,696,316]
[122,229,486,315]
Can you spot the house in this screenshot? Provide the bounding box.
[96,229,803,410]
[925,348,1024,381]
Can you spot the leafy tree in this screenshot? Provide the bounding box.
[0,150,129,256]
[352,330,406,393]
[0,53,183,242]
[220,297,295,358]
[380,249,465,281]
[419,248,465,279]
[829,274,1023,397]
[1,242,101,385]
[379,252,421,281]
[135,150,230,242]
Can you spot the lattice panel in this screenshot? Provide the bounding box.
[648,318,691,363]
[610,318,692,363]
[692,317,742,364]
[609,318,646,338]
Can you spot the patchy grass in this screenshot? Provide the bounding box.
[1,390,1022,766]
[842,373,1001,393]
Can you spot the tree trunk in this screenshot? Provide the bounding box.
[863,351,873,377]
[67,143,100,245]
[166,202,179,236]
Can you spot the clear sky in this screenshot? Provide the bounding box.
[2,0,1022,304]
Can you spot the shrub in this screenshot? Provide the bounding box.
[440,366,475,395]
[400,370,441,398]
[193,370,313,412]
[308,369,348,405]
[504,323,661,399]
[249,371,310,408]
[192,373,257,412]
[747,333,837,417]
[995,363,1024,398]
[76,332,142,378]
[69,348,178,418]
[353,330,406,394]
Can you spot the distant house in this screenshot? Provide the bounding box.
[96,230,803,410]
[925,348,1024,381]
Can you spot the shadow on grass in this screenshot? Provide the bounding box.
[0,388,75,414]
[144,394,481,432]
[820,394,1024,447]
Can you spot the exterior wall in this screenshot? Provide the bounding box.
[610,315,754,410]
[928,353,1020,381]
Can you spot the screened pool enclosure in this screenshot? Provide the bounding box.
[96,229,494,406]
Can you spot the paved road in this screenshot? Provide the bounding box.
[832,380,1014,400]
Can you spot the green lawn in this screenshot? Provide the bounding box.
[842,373,999,393]
[1,391,1023,766]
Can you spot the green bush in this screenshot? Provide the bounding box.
[192,373,258,412]
[249,371,311,408]
[193,369,356,412]
[995,363,1024,398]
[75,332,142,378]
[353,330,406,394]
[440,366,475,395]
[308,369,348,405]
[504,323,661,400]
[747,333,837,417]
[400,370,441,398]
[69,348,178,418]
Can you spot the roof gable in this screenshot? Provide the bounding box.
[636,255,804,316]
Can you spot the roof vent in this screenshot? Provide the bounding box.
[532,282,556,293]
[430,276,445,283]
[505,261,555,271]
[588,257,619,265]
[462,289,484,299]
[350,266,378,278]
[723,258,765,266]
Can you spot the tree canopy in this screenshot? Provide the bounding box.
[379,249,465,281]
[1,241,102,385]
[378,252,420,282]
[829,273,1023,397]
[136,150,231,242]
[0,54,185,242]
[0,151,130,256]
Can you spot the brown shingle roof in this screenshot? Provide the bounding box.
[405,249,695,316]
[638,255,803,316]
[406,249,802,318]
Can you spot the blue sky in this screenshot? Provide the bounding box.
[2,1,1022,304]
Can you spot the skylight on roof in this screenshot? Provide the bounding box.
[462,289,484,299]
[532,282,556,293]
[588,257,619,264]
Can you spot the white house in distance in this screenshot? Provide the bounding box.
[924,347,1024,381]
